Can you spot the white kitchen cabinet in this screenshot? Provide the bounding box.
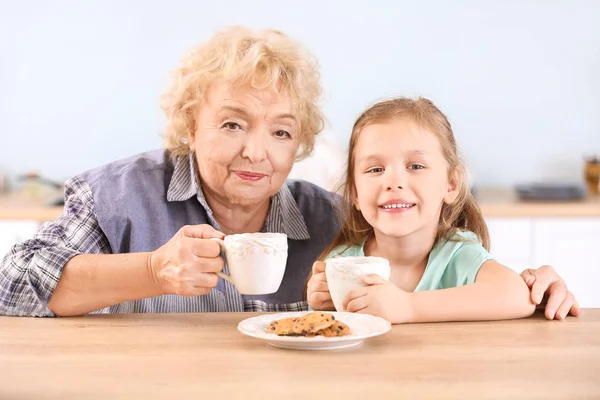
[485,217,600,308]
[533,218,600,307]
[485,217,533,273]
[0,221,40,259]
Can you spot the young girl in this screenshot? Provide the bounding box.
[306,97,535,324]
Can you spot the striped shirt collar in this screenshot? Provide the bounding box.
[166,153,310,240]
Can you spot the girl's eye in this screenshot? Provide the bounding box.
[408,164,425,170]
[273,130,291,139]
[222,122,242,131]
[367,167,384,173]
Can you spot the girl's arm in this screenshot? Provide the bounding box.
[409,260,536,323]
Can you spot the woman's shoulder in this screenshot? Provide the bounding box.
[286,179,341,217]
[78,149,174,187]
[286,179,339,204]
[284,179,342,236]
[84,149,172,177]
[67,149,177,207]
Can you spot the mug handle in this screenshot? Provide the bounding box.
[209,237,236,286]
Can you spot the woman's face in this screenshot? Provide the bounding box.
[189,83,301,207]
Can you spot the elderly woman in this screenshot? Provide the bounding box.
[0,27,578,319]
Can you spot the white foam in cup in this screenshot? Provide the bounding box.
[325,256,391,312]
[211,232,288,295]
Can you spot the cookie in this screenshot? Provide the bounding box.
[292,312,336,335]
[267,317,299,336]
[317,321,350,337]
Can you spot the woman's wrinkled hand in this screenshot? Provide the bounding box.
[148,224,225,297]
[521,265,581,320]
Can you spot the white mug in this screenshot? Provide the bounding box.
[211,232,288,295]
[325,256,391,312]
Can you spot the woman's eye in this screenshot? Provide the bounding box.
[273,130,291,139]
[222,122,241,131]
[367,167,384,173]
[409,164,425,170]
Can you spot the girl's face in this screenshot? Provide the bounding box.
[352,118,460,240]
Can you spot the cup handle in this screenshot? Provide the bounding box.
[209,237,235,286]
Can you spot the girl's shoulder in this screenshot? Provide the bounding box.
[323,243,365,260]
[437,230,492,269]
[430,230,489,266]
[450,230,481,245]
[418,230,493,290]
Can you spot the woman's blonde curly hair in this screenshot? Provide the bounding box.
[160,26,325,160]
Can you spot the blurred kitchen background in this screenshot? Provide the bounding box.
[1,0,600,189]
[1,1,599,305]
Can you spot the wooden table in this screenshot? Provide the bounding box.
[1,311,599,400]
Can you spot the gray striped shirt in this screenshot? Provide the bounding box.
[0,150,341,316]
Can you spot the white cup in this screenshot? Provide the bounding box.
[211,232,288,295]
[325,256,391,312]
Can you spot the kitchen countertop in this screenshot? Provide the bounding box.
[475,187,600,218]
[0,188,599,222]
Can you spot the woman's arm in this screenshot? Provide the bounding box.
[0,176,112,317]
[47,253,160,316]
[0,176,162,317]
[48,224,225,317]
[0,176,224,317]
[409,260,536,323]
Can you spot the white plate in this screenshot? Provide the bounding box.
[237,311,391,350]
